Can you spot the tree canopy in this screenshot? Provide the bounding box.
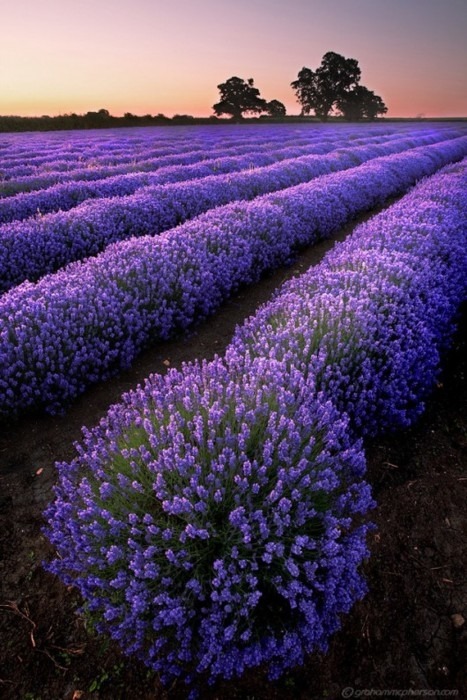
[265,99,287,117]
[291,52,387,121]
[213,77,286,120]
[336,85,388,121]
[213,77,266,120]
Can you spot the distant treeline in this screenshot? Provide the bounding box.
[0,110,203,133]
[0,109,464,134]
[0,109,331,133]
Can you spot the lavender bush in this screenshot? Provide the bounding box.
[0,137,340,217]
[232,158,467,435]
[45,159,467,689]
[0,130,445,291]
[0,125,361,196]
[45,355,373,686]
[3,125,452,224]
[0,132,382,222]
[2,122,461,197]
[2,137,467,417]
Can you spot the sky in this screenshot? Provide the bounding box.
[0,0,466,119]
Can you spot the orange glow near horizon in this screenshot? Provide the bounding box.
[1,0,466,120]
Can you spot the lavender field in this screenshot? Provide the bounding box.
[1,122,467,699]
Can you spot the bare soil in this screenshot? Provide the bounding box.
[1,212,466,700]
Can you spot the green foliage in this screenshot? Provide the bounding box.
[291,51,386,121]
[89,671,109,692]
[266,99,287,117]
[213,76,267,120]
[337,85,388,121]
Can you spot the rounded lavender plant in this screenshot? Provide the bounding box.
[44,355,373,686]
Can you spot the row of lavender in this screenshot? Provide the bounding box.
[44,158,467,690]
[0,131,329,181]
[0,124,345,165]
[2,131,460,291]
[0,129,416,223]
[0,125,396,193]
[2,136,467,418]
[2,124,462,198]
[0,123,425,175]
[0,124,305,160]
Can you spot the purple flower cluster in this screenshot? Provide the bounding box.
[0,125,366,196]
[232,158,467,436]
[0,135,279,195]
[44,354,373,685]
[0,134,333,203]
[45,157,467,688]
[0,129,403,224]
[1,129,453,291]
[2,137,467,417]
[2,122,462,198]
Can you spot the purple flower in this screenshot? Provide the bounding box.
[44,354,372,687]
[3,132,467,418]
[40,128,467,691]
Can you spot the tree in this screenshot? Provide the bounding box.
[85,108,111,121]
[336,86,387,121]
[291,51,386,121]
[265,99,287,117]
[213,77,267,120]
[291,52,361,120]
[315,52,360,119]
[290,67,317,117]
